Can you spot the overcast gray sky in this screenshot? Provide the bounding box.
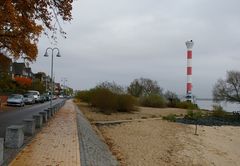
[31,0,240,98]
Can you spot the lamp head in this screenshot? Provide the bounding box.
[56,52,61,57]
[44,51,49,57]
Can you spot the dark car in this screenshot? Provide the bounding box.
[42,93,50,101]
[7,94,25,107]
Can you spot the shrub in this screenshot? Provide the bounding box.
[75,90,93,103]
[184,110,203,135]
[164,90,180,107]
[139,94,166,108]
[117,94,136,112]
[76,87,137,113]
[232,111,240,120]
[166,100,180,108]
[91,88,117,111]
[0,73,26,93]
[185,110,203,120]
[176,101,198,110]
[211,105,227,118]
[185,110,194,119]
[163,114,176,122]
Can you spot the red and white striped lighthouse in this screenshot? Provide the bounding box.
[185,40,194,101]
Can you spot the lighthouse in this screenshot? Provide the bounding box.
[185,40,194,101]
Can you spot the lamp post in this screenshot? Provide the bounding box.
[61,77,67,96]
[44,47,61,108]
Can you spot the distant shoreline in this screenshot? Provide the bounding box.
[196,100,239,112]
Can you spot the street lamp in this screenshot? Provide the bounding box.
[61,77,67,96]
[44,47,61,108]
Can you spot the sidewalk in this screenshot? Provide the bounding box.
[9,100,80,166]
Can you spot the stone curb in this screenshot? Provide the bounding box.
[93,117,163,126]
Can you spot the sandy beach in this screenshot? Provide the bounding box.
[99,121,240,166]
[77,102,240,166]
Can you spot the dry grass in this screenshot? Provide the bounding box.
[76,101,189,122]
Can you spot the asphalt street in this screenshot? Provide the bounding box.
[0,99,64,138]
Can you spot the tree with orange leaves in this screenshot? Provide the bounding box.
[0,0,73,61]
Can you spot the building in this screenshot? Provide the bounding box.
[0,54,12,76]
[12,62,28,78]
[34,72,46,82]
[54,83,62,95]
[12,62,33,86]
[34,72,51,91]
[25,67,34,78]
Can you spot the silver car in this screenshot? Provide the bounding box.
[7,94,25,107]
[23,93,35,104]
[27,90,40,103]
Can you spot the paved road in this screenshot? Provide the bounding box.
[0,99,64,138]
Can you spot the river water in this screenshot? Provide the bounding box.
[196,100,240,112]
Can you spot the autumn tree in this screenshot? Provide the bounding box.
[213,70,240,103]
[0,0,73,61]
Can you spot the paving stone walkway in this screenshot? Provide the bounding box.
[9,100,80,166]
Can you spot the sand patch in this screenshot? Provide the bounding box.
[99,121,240,166]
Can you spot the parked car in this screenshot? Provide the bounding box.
[27,90,40,103]
[42,93,50,101]
[23,93,35,104]
[39,95,45,103]
[7,94,25,107]
[52,95,57,100]
[59,95,64,98]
